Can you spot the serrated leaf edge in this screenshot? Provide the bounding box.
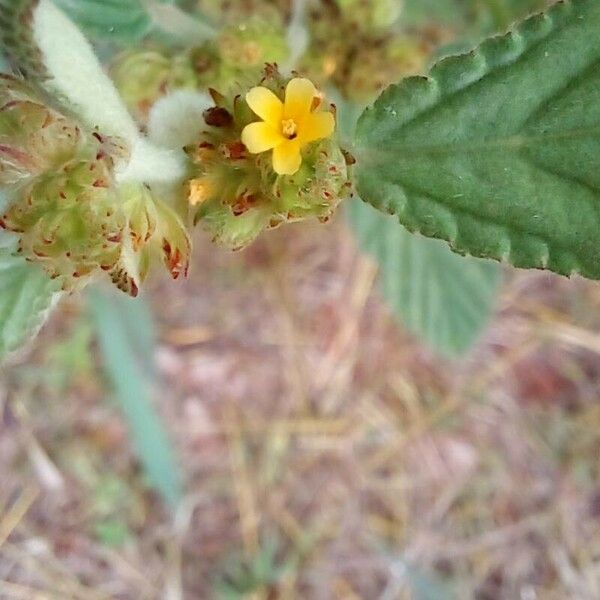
[355,0,596,278]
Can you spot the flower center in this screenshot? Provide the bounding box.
[281,118,298,140]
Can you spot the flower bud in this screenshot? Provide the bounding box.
[110,18,289,120]
[193,18,289,96]
[342,36,430,102]
[334,0,403,33]
[108,184,191,296]
[299,5,430,103]
[5,160,126,286]
[0,75,97,184]
[110,49,199,122]
[218,19,288,70]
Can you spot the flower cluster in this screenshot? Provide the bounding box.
[0,75,190,295]
[109,49,198,123]
[299,0,436,102]
[186,67,353,250]
[111,18,289,122]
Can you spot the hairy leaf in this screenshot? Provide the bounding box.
[0,254,61,358]
[349,199,500,356]
[337,96,501,357]
[355,0,600,280]
[147,90,212,149]
[89,288,183,508]
[0,0,139,139]
[0,0,186,184]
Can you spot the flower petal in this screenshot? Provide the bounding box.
[300,111,335,144]
[242,122,283,154]
[245,87,283,126]
[272,141,302,175]
[284,78,317,121]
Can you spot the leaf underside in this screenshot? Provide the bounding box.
[355,0,600,280]
[0,255,61,358]
[88,288,183,508]
[53,0,153,42]
[348,199,500,357]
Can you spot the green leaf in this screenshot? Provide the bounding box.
[349,199,500,356]
[355,0,600,280]
[486,0,551,29]
[402,0,472,28]
[0,254,61,359]
[53,0,216,45]
[403,0,549,32]
[54,0,155,43]
[337,97,500,356]
[88,287,183,509]
[143,1,217,44]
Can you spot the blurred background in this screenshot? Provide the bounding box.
[3,1,600,599]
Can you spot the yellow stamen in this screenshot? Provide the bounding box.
[281,118,298,140]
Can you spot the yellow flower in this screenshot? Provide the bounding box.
[241,78,335,175]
